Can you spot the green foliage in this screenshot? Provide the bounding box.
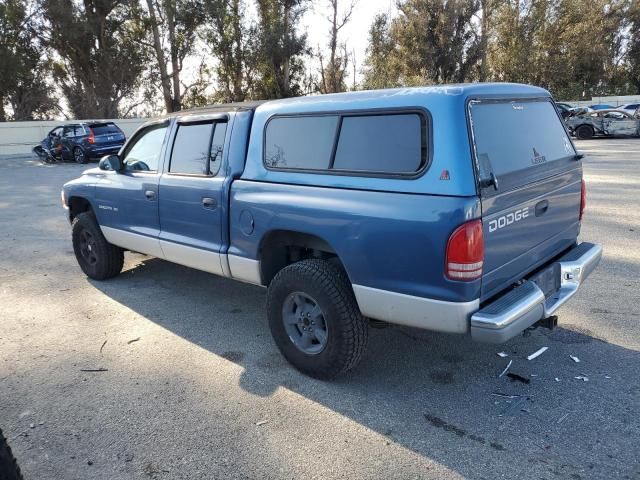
[39,0,148,118]
[363,0,639,98]
[0,0,55,120]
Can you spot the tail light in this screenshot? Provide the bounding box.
[446,219,484,281]
[579,179,586,220]
[87,129,96,144]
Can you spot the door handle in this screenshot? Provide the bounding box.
[535,200,549,217]
[144,190,156,200]
[202,197,217,209]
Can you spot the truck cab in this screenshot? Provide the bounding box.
[62,84,601,379]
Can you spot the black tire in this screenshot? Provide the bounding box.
[266,259,368,379]
[0,428,23,480]
[73,146,88,164]
[575,125,594,139]
[72,212,123,280]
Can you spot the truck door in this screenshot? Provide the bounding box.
[157,116,229,275]
[93,121,169,257]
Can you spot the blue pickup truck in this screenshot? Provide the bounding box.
[61,83,602,378]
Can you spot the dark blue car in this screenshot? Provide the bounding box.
[37,122,126,164]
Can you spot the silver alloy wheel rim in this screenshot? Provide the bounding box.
[282,292,328,355]
[74,149,84,163]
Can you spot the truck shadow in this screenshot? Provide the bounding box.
[91,255,640,479]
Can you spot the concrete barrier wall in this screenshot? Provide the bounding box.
[0,118,150,156]
[560,95,640,108]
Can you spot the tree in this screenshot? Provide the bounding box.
[362,13,399,89]
[628,0,640,93]
[139,0,206,112]
[317,0,355,94]
[203,0,255,102]
[39,0,147,118]
[254,0,309,98]
[385,0,481,85]
[0,0,55,121]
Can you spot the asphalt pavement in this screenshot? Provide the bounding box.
[0,139,639,479]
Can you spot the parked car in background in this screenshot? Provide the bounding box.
[617,103,640,114]
[565,108,640,139]
[555,102,574,119]
[34,122,126,164]
[588,104,614,110]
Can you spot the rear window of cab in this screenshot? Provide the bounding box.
[263,111,429,176]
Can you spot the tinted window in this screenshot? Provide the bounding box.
[333,114,423,172]
[170,123,213,175]
[470,100,575,182]
[91,123,120,135]
[122,123,168,172]
[265,116,338,169]
[209,122,227,175]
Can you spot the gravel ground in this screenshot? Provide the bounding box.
[1,139,639,480]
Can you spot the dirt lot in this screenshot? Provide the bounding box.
[1,139,639,480]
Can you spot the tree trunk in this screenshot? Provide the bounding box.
[166,0,182,111]
[329,0,338,93]
[479,0,489,82]
[282,2,291,96]
[146,0,174,112]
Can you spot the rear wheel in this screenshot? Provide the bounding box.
[575,125,594,139]
[72,212,123,280]
[73,147,88,164]
[266,259,368,379]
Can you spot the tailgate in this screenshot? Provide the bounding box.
[468,98,582,300]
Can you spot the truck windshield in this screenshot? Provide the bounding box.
[469,99,576,190]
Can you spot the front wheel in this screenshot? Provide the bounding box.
[266,259,368,379]
[72,212,123,280]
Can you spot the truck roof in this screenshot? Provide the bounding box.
[174,83,550,118]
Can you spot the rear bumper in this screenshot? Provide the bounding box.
[86,144,123,157]
[470,242,602,343]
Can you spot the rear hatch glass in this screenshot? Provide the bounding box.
[469,99,582,300]
[89,123,124,145]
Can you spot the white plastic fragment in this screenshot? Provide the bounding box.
[530,374,538,377]
[527,346,549,361]
[255,420,269,426]
[498,360,513,378]
[497,352,509,358]
[604,375,611,379]
[574,376,589,382]
[555,377,560,382]
[569,355,580,363]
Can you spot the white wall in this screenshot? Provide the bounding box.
[0,118,150,156]
[560,95,640,108]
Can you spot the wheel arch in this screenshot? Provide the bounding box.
[257,229,348,286]
[68,195,95,222]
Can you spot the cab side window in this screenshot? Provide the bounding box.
[122,123,169,172]
[169,121,227,176]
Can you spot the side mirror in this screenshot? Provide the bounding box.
[99,154,123,172]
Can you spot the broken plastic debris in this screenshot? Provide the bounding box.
[507,372,530,384]
[255,420,268,426]
[569,355,580,363]
[555,377,560,382]
[527,347,548,360]
[557,413,570,424]
[574,376,589,382]
[498,360,513,378]
[604,375,611,379]
[497,352,509,358]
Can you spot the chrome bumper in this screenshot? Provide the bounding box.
[470,242,602,343]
